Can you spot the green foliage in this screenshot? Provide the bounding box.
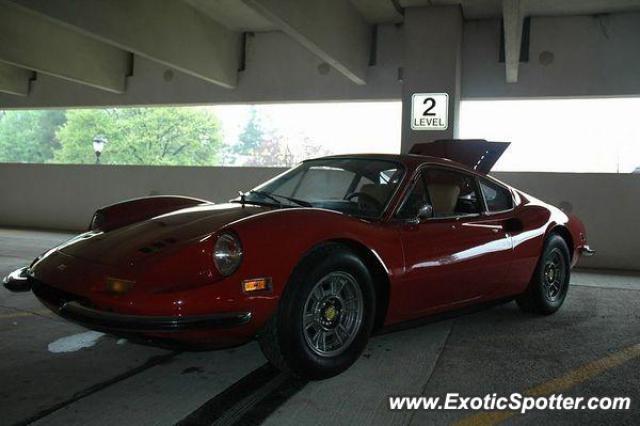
[233,107,264,155]
[245,134,294,167]
[0,105,326,168]
[54,107,222,165]
[0,110,66,163]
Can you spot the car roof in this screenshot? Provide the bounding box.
[308,153,485,176]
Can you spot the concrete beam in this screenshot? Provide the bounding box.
[244,0,371,85]
[502,0,525,83]
[12,0,241,89]
[0,1,129,93]
[0,62,32,96]
[401,6,463,152]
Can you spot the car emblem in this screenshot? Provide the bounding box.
[57,264,67,271]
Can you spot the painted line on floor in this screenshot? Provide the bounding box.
[453,343,640,426]
[177,363,307,426]
[15,351,180,426]
[571,282,640,291]
[0,309,52,319]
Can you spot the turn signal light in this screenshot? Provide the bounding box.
[105,278,135,295]
[242,277,271,293]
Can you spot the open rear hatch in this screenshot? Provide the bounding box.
[410,139,510,173]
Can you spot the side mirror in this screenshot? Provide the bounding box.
[416,203,434,222]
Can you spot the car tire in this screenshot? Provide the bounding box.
[258,243,375,380]
[516,234,570,315]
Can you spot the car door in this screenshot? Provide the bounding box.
[393,165,514,320]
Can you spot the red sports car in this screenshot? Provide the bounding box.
[4,140,593,379]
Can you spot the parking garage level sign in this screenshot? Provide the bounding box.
[411,93,448,130]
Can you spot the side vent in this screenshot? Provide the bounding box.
[138,238,178,254]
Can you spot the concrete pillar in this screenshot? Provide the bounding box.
[400,6,463,153]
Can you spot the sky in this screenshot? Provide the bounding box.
[210,102,402,155]
[460,97,640,173]
[210,97,640,173]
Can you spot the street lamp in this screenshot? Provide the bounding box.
[92,135,107,164]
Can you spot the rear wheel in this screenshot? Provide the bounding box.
[516,234,570,315]
[259,244,375,379]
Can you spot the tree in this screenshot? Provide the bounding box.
[245,134,295,167]
[299,136,332,161]
[0,110,66,163]
[54,107,222,165]
[233,107,264,156]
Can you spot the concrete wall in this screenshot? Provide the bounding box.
[493,171,640,271]
[1,164,638,271]
[0,163,287,231]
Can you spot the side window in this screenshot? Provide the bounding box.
[396,175,429,220]
[423,168,481,218]
[480,179,513,212]
[379,168,398,184]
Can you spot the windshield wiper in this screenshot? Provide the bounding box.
[248,190,312,207]
[246,190,283,206]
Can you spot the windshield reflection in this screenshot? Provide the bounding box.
[238,158,405,219]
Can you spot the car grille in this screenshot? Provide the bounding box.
[30,278,91,309]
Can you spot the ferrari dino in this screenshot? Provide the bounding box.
[3,139,593,379]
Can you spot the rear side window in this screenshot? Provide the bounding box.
[480,179,513,212]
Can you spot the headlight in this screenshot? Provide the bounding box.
[213,232,243,276]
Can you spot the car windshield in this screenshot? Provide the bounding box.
[240,158,405,219]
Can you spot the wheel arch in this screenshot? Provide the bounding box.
[323,238,390,332]
[548,225,574,260]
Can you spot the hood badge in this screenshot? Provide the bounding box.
[57,264,67,271]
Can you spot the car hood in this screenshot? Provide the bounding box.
[58,203,271,266]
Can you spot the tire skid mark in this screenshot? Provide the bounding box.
[177,363,307,426]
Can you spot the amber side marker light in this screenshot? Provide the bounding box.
[242,277,272,294]
[106,278,135,295]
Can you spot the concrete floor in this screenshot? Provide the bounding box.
[1,228,638,426]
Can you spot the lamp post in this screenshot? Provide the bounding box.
[92,135,107,164]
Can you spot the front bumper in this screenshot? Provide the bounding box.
[30,278,252,333]
[581,245,596,257]
[2,267,31,292]
[58,301,252,333]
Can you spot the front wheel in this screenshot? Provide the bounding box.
[516,234,570,315]
[259,244,375,379]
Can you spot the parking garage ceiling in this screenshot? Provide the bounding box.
[184,0,640,27]
[1,0,640,101]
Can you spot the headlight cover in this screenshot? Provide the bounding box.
[213,232,243,276]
